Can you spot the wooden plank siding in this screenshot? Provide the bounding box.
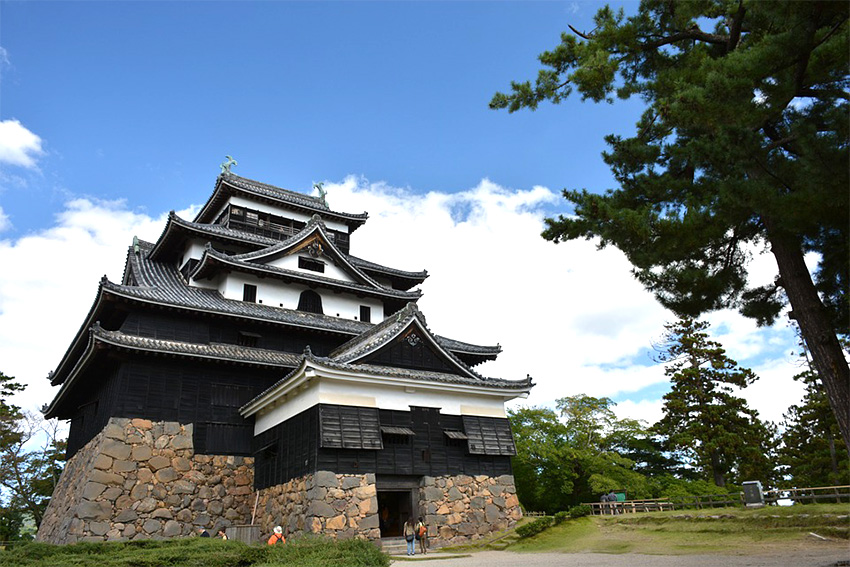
[253,404,513,490]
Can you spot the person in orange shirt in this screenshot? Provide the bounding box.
[267,525,285,545]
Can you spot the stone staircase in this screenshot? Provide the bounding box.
[381,536,411,556]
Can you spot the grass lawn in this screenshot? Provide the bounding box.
[504,504,849,556]
[0,536,390,567]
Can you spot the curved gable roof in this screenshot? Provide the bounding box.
[193,173,368,230]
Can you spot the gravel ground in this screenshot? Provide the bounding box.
[391,549,850,567]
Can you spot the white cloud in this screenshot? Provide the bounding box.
[0,119,44,169]
[0,178,805,429]
[0,206,10,232]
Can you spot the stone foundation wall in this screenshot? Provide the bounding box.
[419,474,521,545]
[257,471,380,541]
[37,418,255,544]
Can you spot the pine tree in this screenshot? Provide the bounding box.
[653,319,775,487]
[491,0,850,451]
[779,351,850,487]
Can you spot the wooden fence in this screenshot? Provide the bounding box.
[585,484,850,516]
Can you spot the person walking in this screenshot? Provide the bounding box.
[416,516,428,555]
[403,517,416,556]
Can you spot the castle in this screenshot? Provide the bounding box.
[37,170,531,545]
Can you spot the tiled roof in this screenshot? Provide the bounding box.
[346,254,428,281]
[93,324,302,367]
[194,174,368,227]
[244,346,532,413]
[148,213,427,286]
[116,240,376,334]
[329,302,486,381]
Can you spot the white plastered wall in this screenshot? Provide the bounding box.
[253,377,508,435]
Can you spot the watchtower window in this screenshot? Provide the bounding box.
[298,257,325,273]
[297,290,323,314]
[237,331,260,348]
[360,305,371,323]
[243,284,257,303]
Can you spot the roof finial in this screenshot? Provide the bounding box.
[313,182,327,206]
[133,235,140,254]
[220,155,238,175]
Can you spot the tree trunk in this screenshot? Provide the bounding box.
[710,450,726,488]
[764,217,850,452]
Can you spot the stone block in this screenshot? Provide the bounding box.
[359,513,379,529]
[132,445,152,461]
[131,418,152,429]
[470,496,485,509]
[102,487,123,502]
[82,482,107,501]
[423,486,444,502]
[447,487,463,502]
[137,468,154,483]
[326,514,346,530]
[155,467,180,483]
[307,501,335,518]
[176,509,193,522]
[115,509,138,523]
[136,497,158,514]
[103,422,126,440]
[341,476,361,490]
[130,483,149,500]
[148,455,171,470]
[358,497,374,516]
[172,457,191,472]
[314,471,338,488]
[353,485,376,500]
[142,519,161,534]
[170,435,192,450]
[77,500,112,521]
[113,460,136,473]
[163,422,181,436]
[90,470,123,486]
[93,454,113,471]
[101,440,132,460]
[207,501,223,516]
[162,520,181,537]
[193,513,210,526]
[485,504,501,523]
[151,508,173,519]
[89,521,110,536]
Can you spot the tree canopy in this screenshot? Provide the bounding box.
[491,0,849,449]
[653,318,776,487]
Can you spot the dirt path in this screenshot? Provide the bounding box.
[391,548,849,567]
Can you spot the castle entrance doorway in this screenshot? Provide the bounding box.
[376,475,420,538]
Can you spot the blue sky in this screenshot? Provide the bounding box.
[0,1,805,428]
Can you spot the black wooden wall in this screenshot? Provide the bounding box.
[253,404,514,490]
[65,357,279,458]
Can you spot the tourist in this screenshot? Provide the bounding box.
[197,527,210,538]
[267,525,285,545]
[416,516,428,555]
[403,517,416,556]
[218,529,228,540]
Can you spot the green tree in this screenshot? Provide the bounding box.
[509,395,656,512]
[779,350,850,487]
[508,406,577,513]
[0,372,66,534]
[491,0,849,450]
[653,318,776,487]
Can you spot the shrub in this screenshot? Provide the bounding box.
[553,511,570,525]
[515,516,553,538]
[569,505,592,518]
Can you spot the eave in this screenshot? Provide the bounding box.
[193,174,368,231]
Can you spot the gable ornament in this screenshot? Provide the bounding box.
[220,155,238,174]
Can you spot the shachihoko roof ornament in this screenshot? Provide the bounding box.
[220,155,238,174]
